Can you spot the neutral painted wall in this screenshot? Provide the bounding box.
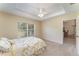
[0,11,78,45]
[0,12,42,39]
[42,16,63,44]
[42,13,78,44]
[76,16,79,55]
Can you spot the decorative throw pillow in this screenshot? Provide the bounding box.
[0,37,11,51]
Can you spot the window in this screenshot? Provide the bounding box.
[18,22,34,37]
[27,24,34,37]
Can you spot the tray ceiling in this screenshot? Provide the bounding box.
[0,3,79,21]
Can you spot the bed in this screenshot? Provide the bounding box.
[0,37,46,56]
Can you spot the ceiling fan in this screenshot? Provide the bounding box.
[38,8,47,18]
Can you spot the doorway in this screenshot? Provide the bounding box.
[63,19,76,46]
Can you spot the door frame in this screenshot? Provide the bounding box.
[63,19,76,44]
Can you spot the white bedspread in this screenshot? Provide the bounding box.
[13,37,39,48]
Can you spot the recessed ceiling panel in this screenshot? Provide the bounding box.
[0,3,78,21]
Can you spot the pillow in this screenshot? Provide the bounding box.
[0,37,11,51]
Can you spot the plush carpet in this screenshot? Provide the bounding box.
[0,37,78,56]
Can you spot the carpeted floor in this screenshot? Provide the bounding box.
[41,38,78,56]
[0,37,78,56]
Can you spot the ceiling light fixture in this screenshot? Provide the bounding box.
[38,8,47,18]
[38,13,44,17]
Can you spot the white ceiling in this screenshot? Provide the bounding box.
[0,3,79,21]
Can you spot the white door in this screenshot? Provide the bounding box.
[76,16,79,55]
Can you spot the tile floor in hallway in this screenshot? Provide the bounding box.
[41,37,78,56]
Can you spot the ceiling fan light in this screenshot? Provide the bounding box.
[38,14,44,17]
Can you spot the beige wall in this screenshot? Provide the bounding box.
[42,16,63,44]
[0,12,42,39]
[76,16,79,55]
[0,11,78,44]
[42,12,78,44]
